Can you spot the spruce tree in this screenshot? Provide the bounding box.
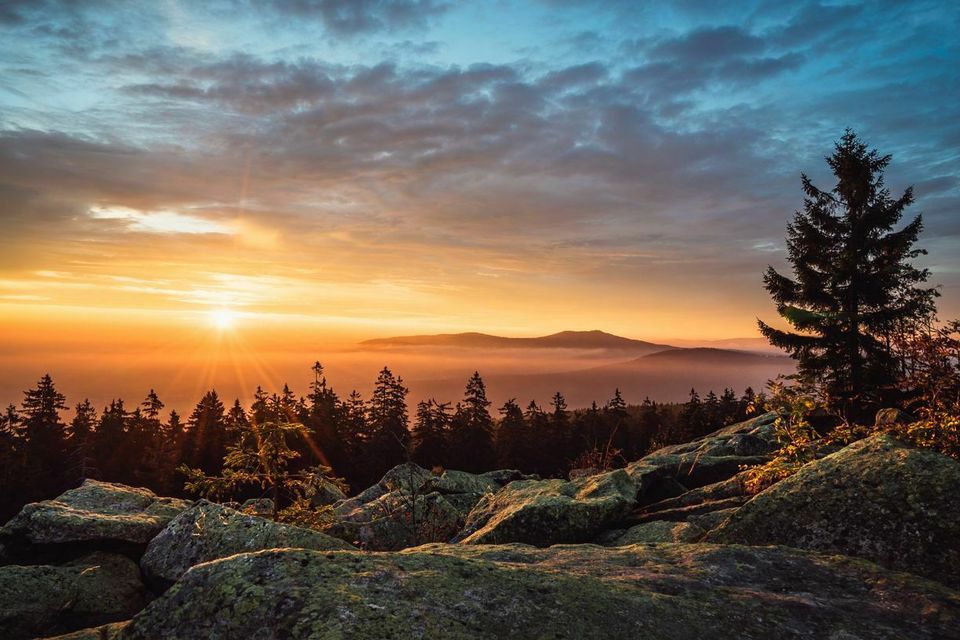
[494,398,526,470]
[759,131,937,418]
[66,399,98,484]
[448,372,496,472]
[21,374,68,498]
[411,399,450,467]
[365,367,409,483]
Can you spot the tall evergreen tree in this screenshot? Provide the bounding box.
[306,362,343,472]
[759,131,938,418]
[184,390,228,474]
[364,367,409,484]
[94,399,129,481]
[66,399,98,484]
[494,398,527,470]
[21,374,68,498]
[411,399,450,467]
[447,372,496,472]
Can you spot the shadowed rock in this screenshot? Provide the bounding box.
[0,552,145,640]
[707,434,960,587]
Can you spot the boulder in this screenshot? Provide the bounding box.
[0,552,146,640]
[707,434,960,587]
[325,490,461,550]
[118,544,960,639]
[140,500,353,587]
[0,480,190,555]
[304,478,347,507]
[458,468,638,545]
[42,621,129,640]
[625,412,779,501]
[596,520,700,544]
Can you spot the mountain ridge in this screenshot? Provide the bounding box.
[361,329,672,352]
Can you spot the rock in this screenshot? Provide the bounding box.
[707,434,960,587]
[459,468,638,545]
[0,480,190,555]
[325,490,461,550]
[140,500,353,588]
[118,544,960,639]
[304,478,347,507]
[239,498,273,517]
[0,552,146,640]
[380,462,437,493]
[424,469,500,495]
[625,412,779,500]
[596,520,700,544]
[42,621,129,639]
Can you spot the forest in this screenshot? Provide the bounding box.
[0,366,760,520]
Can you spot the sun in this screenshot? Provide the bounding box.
[209,308,237,330]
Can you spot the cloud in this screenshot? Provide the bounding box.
[0,0,957,325]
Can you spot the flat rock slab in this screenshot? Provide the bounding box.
[0,480,191,549]
[118,543,959,639]
[141,500,354,587]
[707,434,960,588]
[0,552,146,640]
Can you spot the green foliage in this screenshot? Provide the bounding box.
[181,418,346,521]
[759,130,937,420]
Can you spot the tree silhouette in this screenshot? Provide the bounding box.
[447,372,496,472]
[411,399,450,467]
[21,374,68,498]
[759,130,937,419]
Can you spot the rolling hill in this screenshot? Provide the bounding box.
[362,330,671,354]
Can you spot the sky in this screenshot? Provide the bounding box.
[1,0,958,409]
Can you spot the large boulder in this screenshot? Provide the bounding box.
[327,464,535,549]
[325,490,462,550]
[118,544,959,639]
[458,469,638,545]
[625,412,779,503]
[707,434,960,587]
[140,500,353,588]
[0,480,190,555]
[0,552,146,640]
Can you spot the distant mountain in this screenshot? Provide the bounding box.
[406,346,794,407]
[633,347,790,365]
[362,330,672,353]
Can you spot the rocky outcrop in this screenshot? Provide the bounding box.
[624,412,779,505]
[140,500,353,588]
[707,434,960,587]
[326,464,536,549]
[458,469,638,545]
[0,552,146,640]
[325,490,462,550]
[118,544,960,640]
[304,478,347,507]
[0,480,190,556]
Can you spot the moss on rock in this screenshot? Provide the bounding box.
[119,544,959,639]
[707,434,960,587]
[0,552,146,640]
[140,500,353,588]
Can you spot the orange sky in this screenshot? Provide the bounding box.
[2,1,957,414]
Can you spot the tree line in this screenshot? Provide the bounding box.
[0,362,760,519]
